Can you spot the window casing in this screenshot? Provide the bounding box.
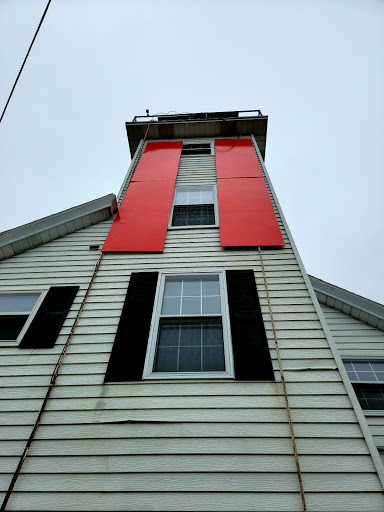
[169,185,219,228]
[143,272,234,379]
[0,291,46,343]
[344,359,384,411]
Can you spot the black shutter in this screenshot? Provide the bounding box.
[19,286,79,349]
[105,272,158,382]
[226,270,274,380]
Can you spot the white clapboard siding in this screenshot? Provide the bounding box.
[3,491,384,512]
[320,303,384,357]
[320,302,384,450]
[1,136,383,511]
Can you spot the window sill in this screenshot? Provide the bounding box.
[363,410,384,416]
[168,225,219,230]
[143,371,234,380]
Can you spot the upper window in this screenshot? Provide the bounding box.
[143,273,234,379]
[344,360,384,411]
[181,142,213,156]
[170,186,218,227]
[0,293,42,341]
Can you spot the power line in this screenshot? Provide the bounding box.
[0,0,52,125]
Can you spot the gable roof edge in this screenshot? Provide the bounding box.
[309,275,384,332]
[0,194,117,261]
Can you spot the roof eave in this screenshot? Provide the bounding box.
[125,115,268,160]
[0,194,117,261]
[309,275,384,332]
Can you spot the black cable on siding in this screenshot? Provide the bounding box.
[0,0,52,124]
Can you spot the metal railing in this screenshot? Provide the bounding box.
[131,109,264,123]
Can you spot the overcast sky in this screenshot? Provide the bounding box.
[1,0,383,303]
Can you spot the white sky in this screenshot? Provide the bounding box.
[1,0,383,303]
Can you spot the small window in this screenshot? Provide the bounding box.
[170,186,218,228]
[344,360,384,411]
[0,293,42,341]
[143,272,234,379]
[181,143,213,156]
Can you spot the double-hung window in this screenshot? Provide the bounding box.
[170,186,218,227]
[143,273,233,379]
[0,292,44,342]
[104,270,274,383]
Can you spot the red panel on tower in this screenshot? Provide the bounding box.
[132,141,183,182]
[217,178,284,247]
[102,181,176,252]
[103,140,182,252]
[215,139,263,178]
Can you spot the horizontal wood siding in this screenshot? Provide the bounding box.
[320,303,384,358]
[320,302,384,452]
[0,138,383,511]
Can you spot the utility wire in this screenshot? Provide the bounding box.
[0,0,52,124]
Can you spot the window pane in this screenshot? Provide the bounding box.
[0,315,29,340]
[0,293,40,313]
[202,277,220,296]
[375,372,384,381]
[154,317,225,373]
[367,398,384,410]
[343,362,354,371]
[179,320,201,346]
[174,190,188,205]
[179,346,201,371]
[183,279,201,297]
[353,362,371,371]
[201,190,214,203]
[202,318,223,346]
[154,347,178,372]
[371,363,384,372]
[357,372,377,381]
[347,371,358,381]
[181,297,201,315]
[203,346,225,371]
[161,297,181,315]
[157,321,180,347]
[172,205,215,226]
[164,280,182,297]
[188,191,201,204]
[202,296,221,314]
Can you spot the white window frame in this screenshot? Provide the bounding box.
[0,289,48,344]
[143,272,234,380]
[181,141,215,156]
[168,184,219,230]
[343,357,384,415]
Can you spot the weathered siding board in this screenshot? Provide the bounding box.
[0,137,383,511]
[4,491,384,512]
[2,472,382,492]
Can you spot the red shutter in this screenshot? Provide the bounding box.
[215,139,284,247]
[103,141,182,252]
[215,139,263,178]
[132,141,183,182]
